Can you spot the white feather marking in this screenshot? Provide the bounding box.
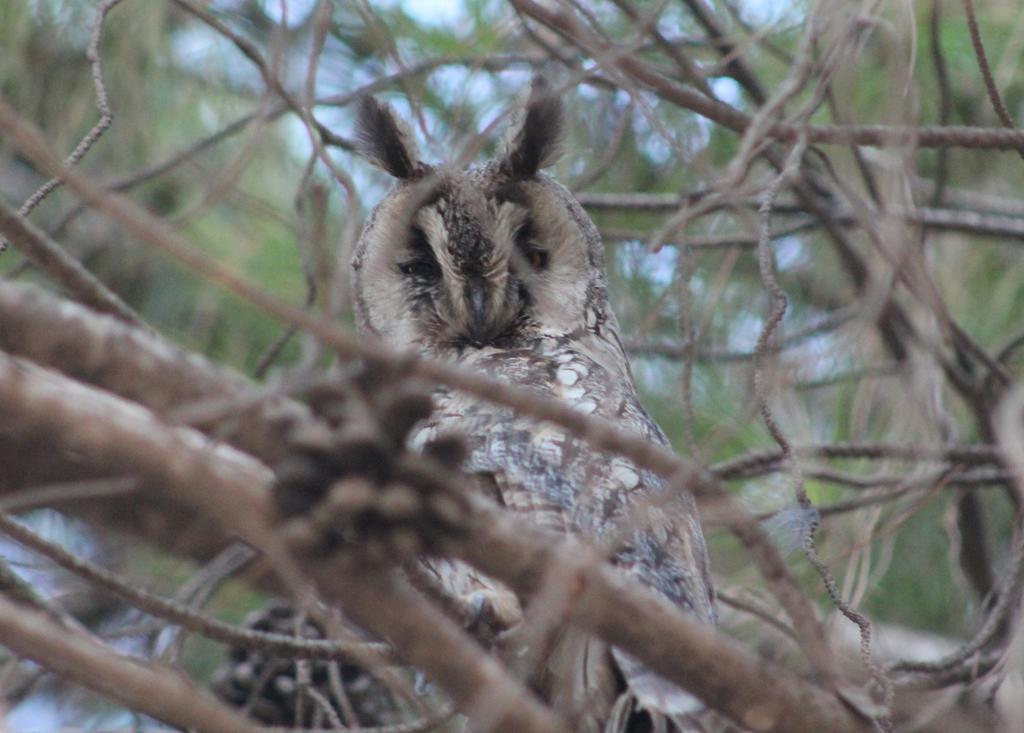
[562,385,586,400]
[575,400,597,414]
[610,464,640,489]
[556,367,579,386]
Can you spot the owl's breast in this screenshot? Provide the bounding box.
[410,341,716,625]
[414,343,667,520]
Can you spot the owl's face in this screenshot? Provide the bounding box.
[352,80,611,356]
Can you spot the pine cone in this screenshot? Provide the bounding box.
[273,362,470,562]
[212,600,398,727]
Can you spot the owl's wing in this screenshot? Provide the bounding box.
[421,349,715,727]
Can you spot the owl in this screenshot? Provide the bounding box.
[350,78,716,732]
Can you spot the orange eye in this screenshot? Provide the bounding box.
[527,249,548,269]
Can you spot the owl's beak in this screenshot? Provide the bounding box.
[465,279,490,346]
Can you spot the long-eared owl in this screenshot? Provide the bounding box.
[351,77,716,732]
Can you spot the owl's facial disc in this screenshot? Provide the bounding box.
[394,192,548,349]
[353,80,608,354]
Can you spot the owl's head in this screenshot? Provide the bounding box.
[351,78,612,356]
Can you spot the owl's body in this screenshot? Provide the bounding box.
[351,80,715,730]
[416,340,714,622]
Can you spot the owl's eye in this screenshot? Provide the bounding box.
[398,259,440,279]
[398,227,441,280]
[514,221,548,271]
[525,248,548,269]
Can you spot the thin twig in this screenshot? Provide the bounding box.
[962,0,1024,159]
[929,0,953,204]
[0,596,259,733]
[0,493,387,665]
[511,0,1024,151]
[0,198,145,328]
[712,442,1002,481]
[0,0,125,253]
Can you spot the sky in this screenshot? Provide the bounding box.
[261,0,466,27]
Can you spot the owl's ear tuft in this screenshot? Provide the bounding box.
[500,76,564,179]
[355,97,422,178]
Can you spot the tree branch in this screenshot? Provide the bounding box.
[0,197,145,328]
[0,596,260,733]
[0,280,307,465]
[0,351,874,733]
[0,353,567,733]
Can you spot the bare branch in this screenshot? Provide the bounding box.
[0,281,306,464]
[511,0,1024,151]
[0,353,567,733]
[962,0,1024,159]
[0,350,875,733]
[0,0,125,253]
[0,512,390,664]
[0,198,145,329]
[0,596,260,733]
